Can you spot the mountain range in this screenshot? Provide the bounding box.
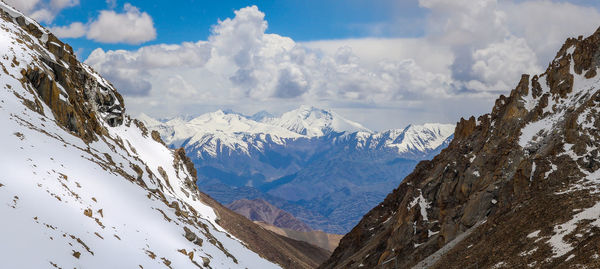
[140,106,455,233]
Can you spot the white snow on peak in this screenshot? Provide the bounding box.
[139,108,455,159]
[187,110,301,137]
[362,123,454,155]
[263,105,372,137]
[136,113,161,126]
[392,123,455,153]
[139,109,303,156]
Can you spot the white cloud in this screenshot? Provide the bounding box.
[46,3,156,44]
[50,0,78,10]
[84,2,600,130]
[501,0,600,65]
[86,3,156,44]
[86,6,450,104]
[85,48,152,96]
[468,37,540,92]
[49,22,86,38]
[106,0,117,9]
[4,0,78,23]
[4,0,40,14]
[302,38,453,74]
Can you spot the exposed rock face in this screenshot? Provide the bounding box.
[228,198,313,232]
[322,28,600,268]
[5,8,124,143]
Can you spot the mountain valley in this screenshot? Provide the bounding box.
[140,107,455,233]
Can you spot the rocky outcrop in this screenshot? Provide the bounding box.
[322,27,600,268]
[2,8,124,143]
[227,198,313,232]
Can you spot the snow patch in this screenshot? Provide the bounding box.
[547,202,600,258]
[408,190,431,222]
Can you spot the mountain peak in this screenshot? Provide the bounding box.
[137,113,161,126]
[250,110,274,122]
[265,105,372,136]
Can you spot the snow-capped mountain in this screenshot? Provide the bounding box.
[338,123,455,158]
[0,4,327,268]
[140,107,454,233]
[143,110,302,155]
[141,107,453,160]
[262,105,372,137]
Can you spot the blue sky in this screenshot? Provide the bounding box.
[6,0,600,130]
[50,0,426,58]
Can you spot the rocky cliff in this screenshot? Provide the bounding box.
[321,27,600,268]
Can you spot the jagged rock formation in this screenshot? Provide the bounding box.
[227,199,313,232]
[321,27,600,268]
[0,3,327,268]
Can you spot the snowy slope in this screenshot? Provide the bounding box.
[0,4,278,268]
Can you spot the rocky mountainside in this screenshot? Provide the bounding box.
[0,3,328,268]
[256,222,344,253]
[227,199,312,232]
[227,198,345,252]
[141,108,454,233]
[322,27,600,268]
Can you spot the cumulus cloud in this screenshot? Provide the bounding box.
[49,22,86,38]
[48,4,156,45]
[4,0,40,14]
[87,3,156,44]
[416,0,600,93]
[84,2,600,130]
[4,0,78,23]
[106,0,117,9]
[468,37,540,92]
[86,6,448,103]
[501,0,600,64]
[85,48,152,96]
